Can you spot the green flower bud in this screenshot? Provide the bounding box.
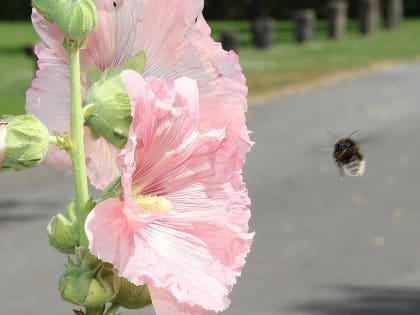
[84,74,131,148]
[84,51,147,148]
[55,0,97,41]
[32,0,63,23]
[114,279,151,310]
[0,115,50,172]
[47,201,79,254]
[60,249,118,308]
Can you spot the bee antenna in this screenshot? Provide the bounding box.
[348,130,358,138]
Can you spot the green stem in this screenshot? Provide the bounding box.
[85,306,105,315]
[49,135,59,146]
[104,303,120,315]
[69,49,89,247]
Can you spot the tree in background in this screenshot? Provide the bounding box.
[2,0,420,20]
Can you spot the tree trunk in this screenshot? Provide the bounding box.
[359,0,380,35]
[328,0,348,40]
[252,17,274,49]
[294,9,316,43]
[221,31,238,52]
[384,0,403,29]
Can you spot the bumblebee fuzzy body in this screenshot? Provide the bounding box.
[333,136,365,179]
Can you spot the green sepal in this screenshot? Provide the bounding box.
[87,51,146,88]
[108,51,147,77]
[114,279,152,310]
[99,177,122,202]
[87,67,103,87]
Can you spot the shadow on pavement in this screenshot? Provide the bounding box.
[293,285,420,315]
[0,200,20,209]
[0,199,64,224]
[0,213,46,224]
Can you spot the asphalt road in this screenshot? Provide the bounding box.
[2,63,420,315]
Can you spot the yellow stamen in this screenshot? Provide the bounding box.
[134,195,172,214]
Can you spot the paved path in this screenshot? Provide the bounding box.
[2,63,420,314]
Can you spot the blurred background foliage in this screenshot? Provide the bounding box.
[3,0,420,20]
[204,0,420,19]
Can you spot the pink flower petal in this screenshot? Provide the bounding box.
[31,10,67,61]
[88,182,253,312]
[84,129,121,190]
[86,71,253,312]
[81,0,145,70]
[25,42,72,169]
[87,190,253,310]
[85,198,135,274]
[149,287,217,315]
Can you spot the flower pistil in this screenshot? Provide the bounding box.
[134,195,171,214]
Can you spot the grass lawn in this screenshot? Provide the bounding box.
[0,22,39,115]
[211,19,420,100]
[1,19,420,115]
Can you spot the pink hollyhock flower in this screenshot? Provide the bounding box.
[85,71,253,314]
[26,0,251,189]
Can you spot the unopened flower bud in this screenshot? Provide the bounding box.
[84,51,146,148]
[48,201,79,254]
[56,0,97,42]
[0,115,50,172]
[60,249,118,307]
[84,74,131,148]
[114,279,151,310]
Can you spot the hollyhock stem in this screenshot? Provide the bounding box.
[104,303,120,315]
[69,49,89,247]
[86,307,104,315]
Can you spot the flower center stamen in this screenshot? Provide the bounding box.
[134,195,172,214]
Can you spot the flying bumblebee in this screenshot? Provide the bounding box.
[332,131,365,180]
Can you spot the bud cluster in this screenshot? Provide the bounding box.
[59,248,151,309]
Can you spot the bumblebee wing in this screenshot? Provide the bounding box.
[352,132,385,146]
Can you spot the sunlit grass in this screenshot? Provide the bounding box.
[1,19,420,115]
[211,19,420,97]
[0,21,38,115]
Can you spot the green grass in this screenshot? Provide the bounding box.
[0,21,39,115]
[1,19,420,115]
[211,19,420,98]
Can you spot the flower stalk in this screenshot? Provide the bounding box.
[69,48,89,247]
[104,303,120,315]
[85,307,104,315]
